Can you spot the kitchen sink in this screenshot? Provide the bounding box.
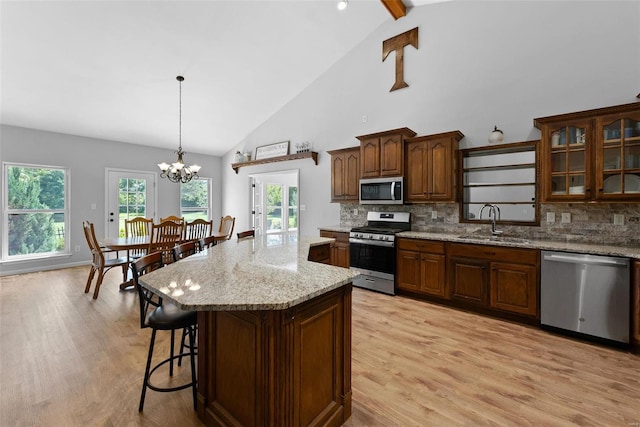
[457,235,532,245]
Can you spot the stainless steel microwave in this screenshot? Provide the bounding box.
[359,177,403,205]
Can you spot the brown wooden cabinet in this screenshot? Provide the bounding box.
[447,243,539,318]
[328,147,360,203]
[632,260,640,354]
[396,238,447,297]
[404,131,463,202]
[357,127,416,178]
[535,102,640,202]
[319,230,350,268]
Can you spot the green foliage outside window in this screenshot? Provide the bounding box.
[7,166,66,257]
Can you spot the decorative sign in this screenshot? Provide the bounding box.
[382,27,419,92]
[255,141,290,160]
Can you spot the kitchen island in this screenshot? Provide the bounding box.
[139,235,359,427]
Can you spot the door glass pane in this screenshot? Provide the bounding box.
[266,183,283,232]
[569,126,586,145]
[288,186,298,231]
[568,151,585,172]
[552,152,566,173]
[603,119,622,141]
[624,145,640,169]
[551,176,566,195]
[568,175,585,194]
[119,178,147,236]
[603,148,621,170]
[623,118,640,139]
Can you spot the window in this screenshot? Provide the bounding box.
[3,163,69,260]
[181,178,211,221]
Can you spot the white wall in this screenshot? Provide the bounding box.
[0,124,222,275]
[221,1,640,236]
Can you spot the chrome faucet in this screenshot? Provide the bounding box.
[479,203,503,238]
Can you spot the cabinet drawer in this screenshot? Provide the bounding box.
[397,238,445,254]
[447,242,538,265]
[320,230,349,244]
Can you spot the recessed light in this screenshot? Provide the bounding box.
[337,0,348,11]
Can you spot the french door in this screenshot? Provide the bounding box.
[106,169,156,238]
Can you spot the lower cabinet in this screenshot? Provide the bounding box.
[448,243,539,319]
[396,238,447,298]
[397,239,539,322]
[319,230,350,268]
[632,260,640,353]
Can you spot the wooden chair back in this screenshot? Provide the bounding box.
[198,235,217,251]
[172,240,198,263]
[160,215,184,225]
[131,252,164,329]
[184,218,213,241]
[149,220,183,264]
[218,215,235,241]
[236,229,255,241]
[82,220,104,267]
[125,217,153,258]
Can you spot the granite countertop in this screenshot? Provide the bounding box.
[398,231,640,259]
[139,236,359,311]
[318,225,354,233]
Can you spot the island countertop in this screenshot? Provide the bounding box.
[139,236,359,311]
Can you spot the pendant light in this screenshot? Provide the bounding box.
[158,75,201,183]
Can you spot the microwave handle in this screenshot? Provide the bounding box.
[390,182,395,201]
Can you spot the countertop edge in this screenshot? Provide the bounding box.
[397,231,640,259]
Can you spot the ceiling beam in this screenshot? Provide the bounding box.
[380,0,407,20]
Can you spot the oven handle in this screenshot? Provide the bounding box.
[349,238,395,248]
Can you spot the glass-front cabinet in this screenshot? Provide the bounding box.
[535,102,640,202]
[596,113,640,199]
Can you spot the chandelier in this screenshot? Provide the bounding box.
[158,75,201,183]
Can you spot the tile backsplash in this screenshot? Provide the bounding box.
[339,203,640,245]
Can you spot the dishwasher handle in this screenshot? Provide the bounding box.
[543,253,628,267]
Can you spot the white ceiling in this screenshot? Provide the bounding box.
[0,0,445,156]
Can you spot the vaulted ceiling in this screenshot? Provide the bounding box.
[0,0,445,156]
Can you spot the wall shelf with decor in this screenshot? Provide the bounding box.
[231,151,318,174]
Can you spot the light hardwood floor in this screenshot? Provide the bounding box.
[1,266,639,426]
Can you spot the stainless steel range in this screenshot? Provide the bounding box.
[349,211,411,295]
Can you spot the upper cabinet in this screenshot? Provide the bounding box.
[535,102,640,202]
[357,127,416,178]
[328,147,360,203]
[405,131,464,203]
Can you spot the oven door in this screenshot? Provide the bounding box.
[349,238,395,275]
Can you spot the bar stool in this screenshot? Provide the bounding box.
[131,252,197,412]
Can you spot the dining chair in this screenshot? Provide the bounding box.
[218,215,235,241]
[125,217,153,261]
[82,221,129,299]
[148,220,184,264]
[198,235,217,251]
[172,240,198,263]
[236,229,255,241]
[184,218,213,242]
[130,252,197,412]
[159,215,184,228]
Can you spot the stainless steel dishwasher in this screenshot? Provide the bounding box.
[540,250,630,344]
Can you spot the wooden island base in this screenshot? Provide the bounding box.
[196,285,352,427]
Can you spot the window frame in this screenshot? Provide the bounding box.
[2,162,71,262]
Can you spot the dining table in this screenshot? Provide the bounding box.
[99,231,229,289]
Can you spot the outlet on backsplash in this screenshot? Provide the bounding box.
[614,214,624,225]
[431,211,438,219]
[561,213,571,224]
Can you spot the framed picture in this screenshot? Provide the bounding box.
[255,141,289,160]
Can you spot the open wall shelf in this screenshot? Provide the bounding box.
[231,151,318,174]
